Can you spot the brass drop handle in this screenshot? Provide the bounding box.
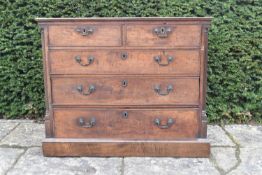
[78,117,96,128]
[75,55,94,66]
[154,118,174,129]
[77,84,96,96]
[154,55,174,66]
[154,84,173,96]
[153,26,172,38]
[75,26,95,36]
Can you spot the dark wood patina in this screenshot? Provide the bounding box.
[37,17,212,157]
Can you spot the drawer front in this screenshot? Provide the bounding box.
[53,108,199,139]
[49,25,122,46]
[52,77,199,106]
[50,50,200,75]
[126,25,201,47]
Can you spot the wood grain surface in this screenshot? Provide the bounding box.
[126,24,201,47]
[49,25,122,47]
[51,76,199,106]
[42,138,210,157]
[53,108,199,139]
[49,49,200,75]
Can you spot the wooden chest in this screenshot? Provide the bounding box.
[37,17,212,157]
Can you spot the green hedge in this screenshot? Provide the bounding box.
[0,0,261,123]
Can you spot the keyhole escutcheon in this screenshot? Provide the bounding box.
[122,80,128,87]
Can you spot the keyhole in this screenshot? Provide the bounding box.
[161,27,165,33]
[121,52,128,60]
[122,111,128,118]
[122,80,128,87]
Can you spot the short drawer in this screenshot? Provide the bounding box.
[51,76,199,106]
[49,50,200,75]
[126,24,201,47]
[53,108,199,139]
[49,25,122,46]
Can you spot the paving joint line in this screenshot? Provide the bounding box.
[209,151,226,175]
[211,145,236,148]
[0,123,21,142]
[0,145,41,149]
[209,125,228,175]
[4,147,28,175]
[220,125,241,174]
[120,157,125,175]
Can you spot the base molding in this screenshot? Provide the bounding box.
[42,138,210,157]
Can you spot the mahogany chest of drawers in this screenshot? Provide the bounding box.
[37,17,212,157]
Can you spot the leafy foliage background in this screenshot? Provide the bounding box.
[0,0,261,123]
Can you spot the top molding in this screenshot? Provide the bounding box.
[36,17,212,23]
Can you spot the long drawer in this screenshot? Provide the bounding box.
[51,76,199,106]
[49,50,200,75]
[53,108,199,139]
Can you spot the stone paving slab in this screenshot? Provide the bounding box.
[0,123,45,147]
[211,147,238,173]
[225,125,262,147]
[207,125,235,147]
[0,122,19,141]
[0,120,262,175]
[0,124,235,148]
[228,147,262,175]
[124,157,220,175]
[7,147,122,175]
[0,148,24,175]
